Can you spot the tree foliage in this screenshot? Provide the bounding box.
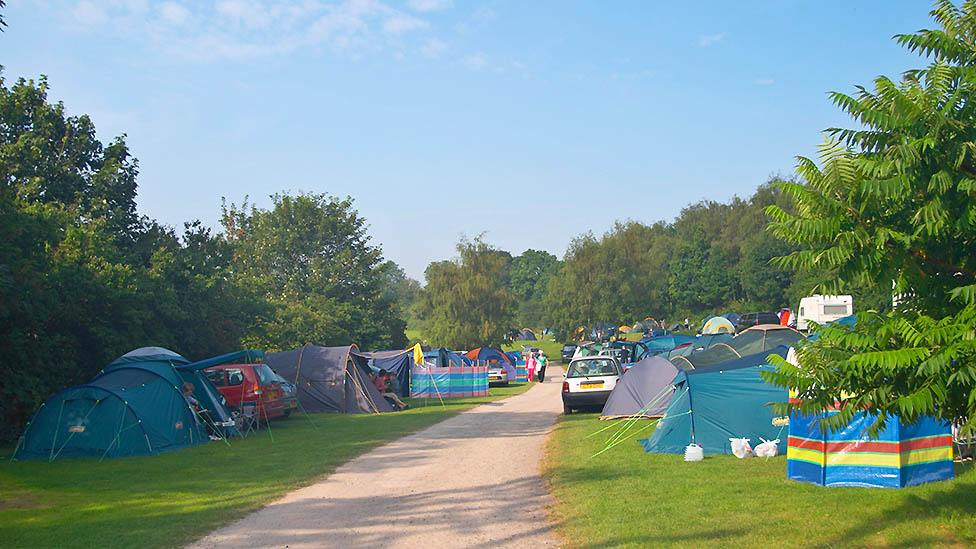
[542,186,799,339]
[416,237,515,349]
[509,249,560,327]
[0,75,409,440]
[765,1,976,433]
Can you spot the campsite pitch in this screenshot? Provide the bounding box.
[189,371,564,548]
[0,384,532,548]
[546,413,976,547]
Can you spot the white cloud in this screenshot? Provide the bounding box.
[408,0,453,12]
[383,13,428,34]
[698,32,725,48]
[463,52,488,69]
[215,0,270,28]
[472,6,496,22]
[159,2,190,25]
[422,38,447,58]
[57,0,443,61]
[756,78,775,86]
[73,1,108,26]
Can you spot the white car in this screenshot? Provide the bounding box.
[561,356,621,414]
[487,365,509,386]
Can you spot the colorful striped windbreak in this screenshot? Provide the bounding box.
[410,365,489,399]
[787,410,954,488]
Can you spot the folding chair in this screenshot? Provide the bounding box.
[237,402,260,438]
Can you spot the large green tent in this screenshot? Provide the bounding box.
[14,348,206,461]
[639,347,790,455]
[13,347,258,461]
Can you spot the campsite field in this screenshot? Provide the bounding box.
[545,413,976,548]
[0,383,532,549]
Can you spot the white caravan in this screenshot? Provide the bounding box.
[796,295,853,331]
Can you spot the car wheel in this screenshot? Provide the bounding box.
[283,409,292,418]
[563,403,572,415]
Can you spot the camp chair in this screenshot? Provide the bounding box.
[237,402,260,438]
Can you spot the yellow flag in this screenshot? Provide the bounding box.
[412,343,424,365]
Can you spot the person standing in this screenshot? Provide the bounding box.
[526,352,537,382]
[537,352,548,383]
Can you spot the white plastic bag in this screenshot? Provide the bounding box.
[754,438,780,458]
[729,437,754,458]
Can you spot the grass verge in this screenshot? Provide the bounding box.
[0,383,533,548]
[545,412,976,548]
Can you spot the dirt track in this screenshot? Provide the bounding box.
[189,368,564,548]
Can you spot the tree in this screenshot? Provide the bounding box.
[765,1,976,433]
[224,192,407,350]
[510,249,559,327]
[416,237,515,348]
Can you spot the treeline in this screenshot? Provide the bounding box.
[413,183,883,345]
[0,76,407,440]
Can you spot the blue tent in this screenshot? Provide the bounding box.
[423,348,472,367]
[16,348,208,461]
[639,347,790,455]
[665,333,733,360]
[641,334,695,356]
[357,349,414,397]
[465,347,516,380]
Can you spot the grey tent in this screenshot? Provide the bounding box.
[600,356,680,419]
[356,349,414,397]
[670,324,803,369]
[266,344,393,413]
[518,328,537,341]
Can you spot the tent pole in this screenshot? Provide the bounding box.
[48,400,66,463]
[51,399,102,462]
[100,405,129,462]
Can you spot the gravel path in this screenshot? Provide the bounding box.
[189,368,564,548]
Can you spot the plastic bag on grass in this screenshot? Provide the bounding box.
[754,438,779,458]
[729,437,754,458]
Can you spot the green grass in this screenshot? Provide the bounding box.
[0,383,533,549]
[545,413,976,548]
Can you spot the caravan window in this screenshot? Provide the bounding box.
[824,304,849,315]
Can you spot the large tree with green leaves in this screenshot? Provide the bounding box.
[223,193,407,351]
[416,237,515,348]
[510,249,559,327]
[766,1,976,433]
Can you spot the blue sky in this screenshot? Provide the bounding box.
[3,1,934,279]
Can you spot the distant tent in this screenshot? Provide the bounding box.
[618,325,632,333]
[641,334,695,356]
[465,347,516,381]
[423,348,471,368]
[671,325,803,369]
[701,316,735,335]
[517,328,537,341]
[266,344,393,414]
[665,333,733,360]
[16,348,206,461]
[722,312,742,327]
[639,347,790,455]
[609,340,650,363]
[357,349,415,397]
[600,356,681,419]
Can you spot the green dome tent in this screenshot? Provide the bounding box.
[14,348,206,461]
[640,347,790,455]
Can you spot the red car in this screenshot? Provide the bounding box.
[204,363,287,419]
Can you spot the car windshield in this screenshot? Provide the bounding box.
[567,359,618,378]
[562,345,575,351]
[254,364,278,386]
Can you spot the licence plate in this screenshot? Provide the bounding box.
[580,381,604,389]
